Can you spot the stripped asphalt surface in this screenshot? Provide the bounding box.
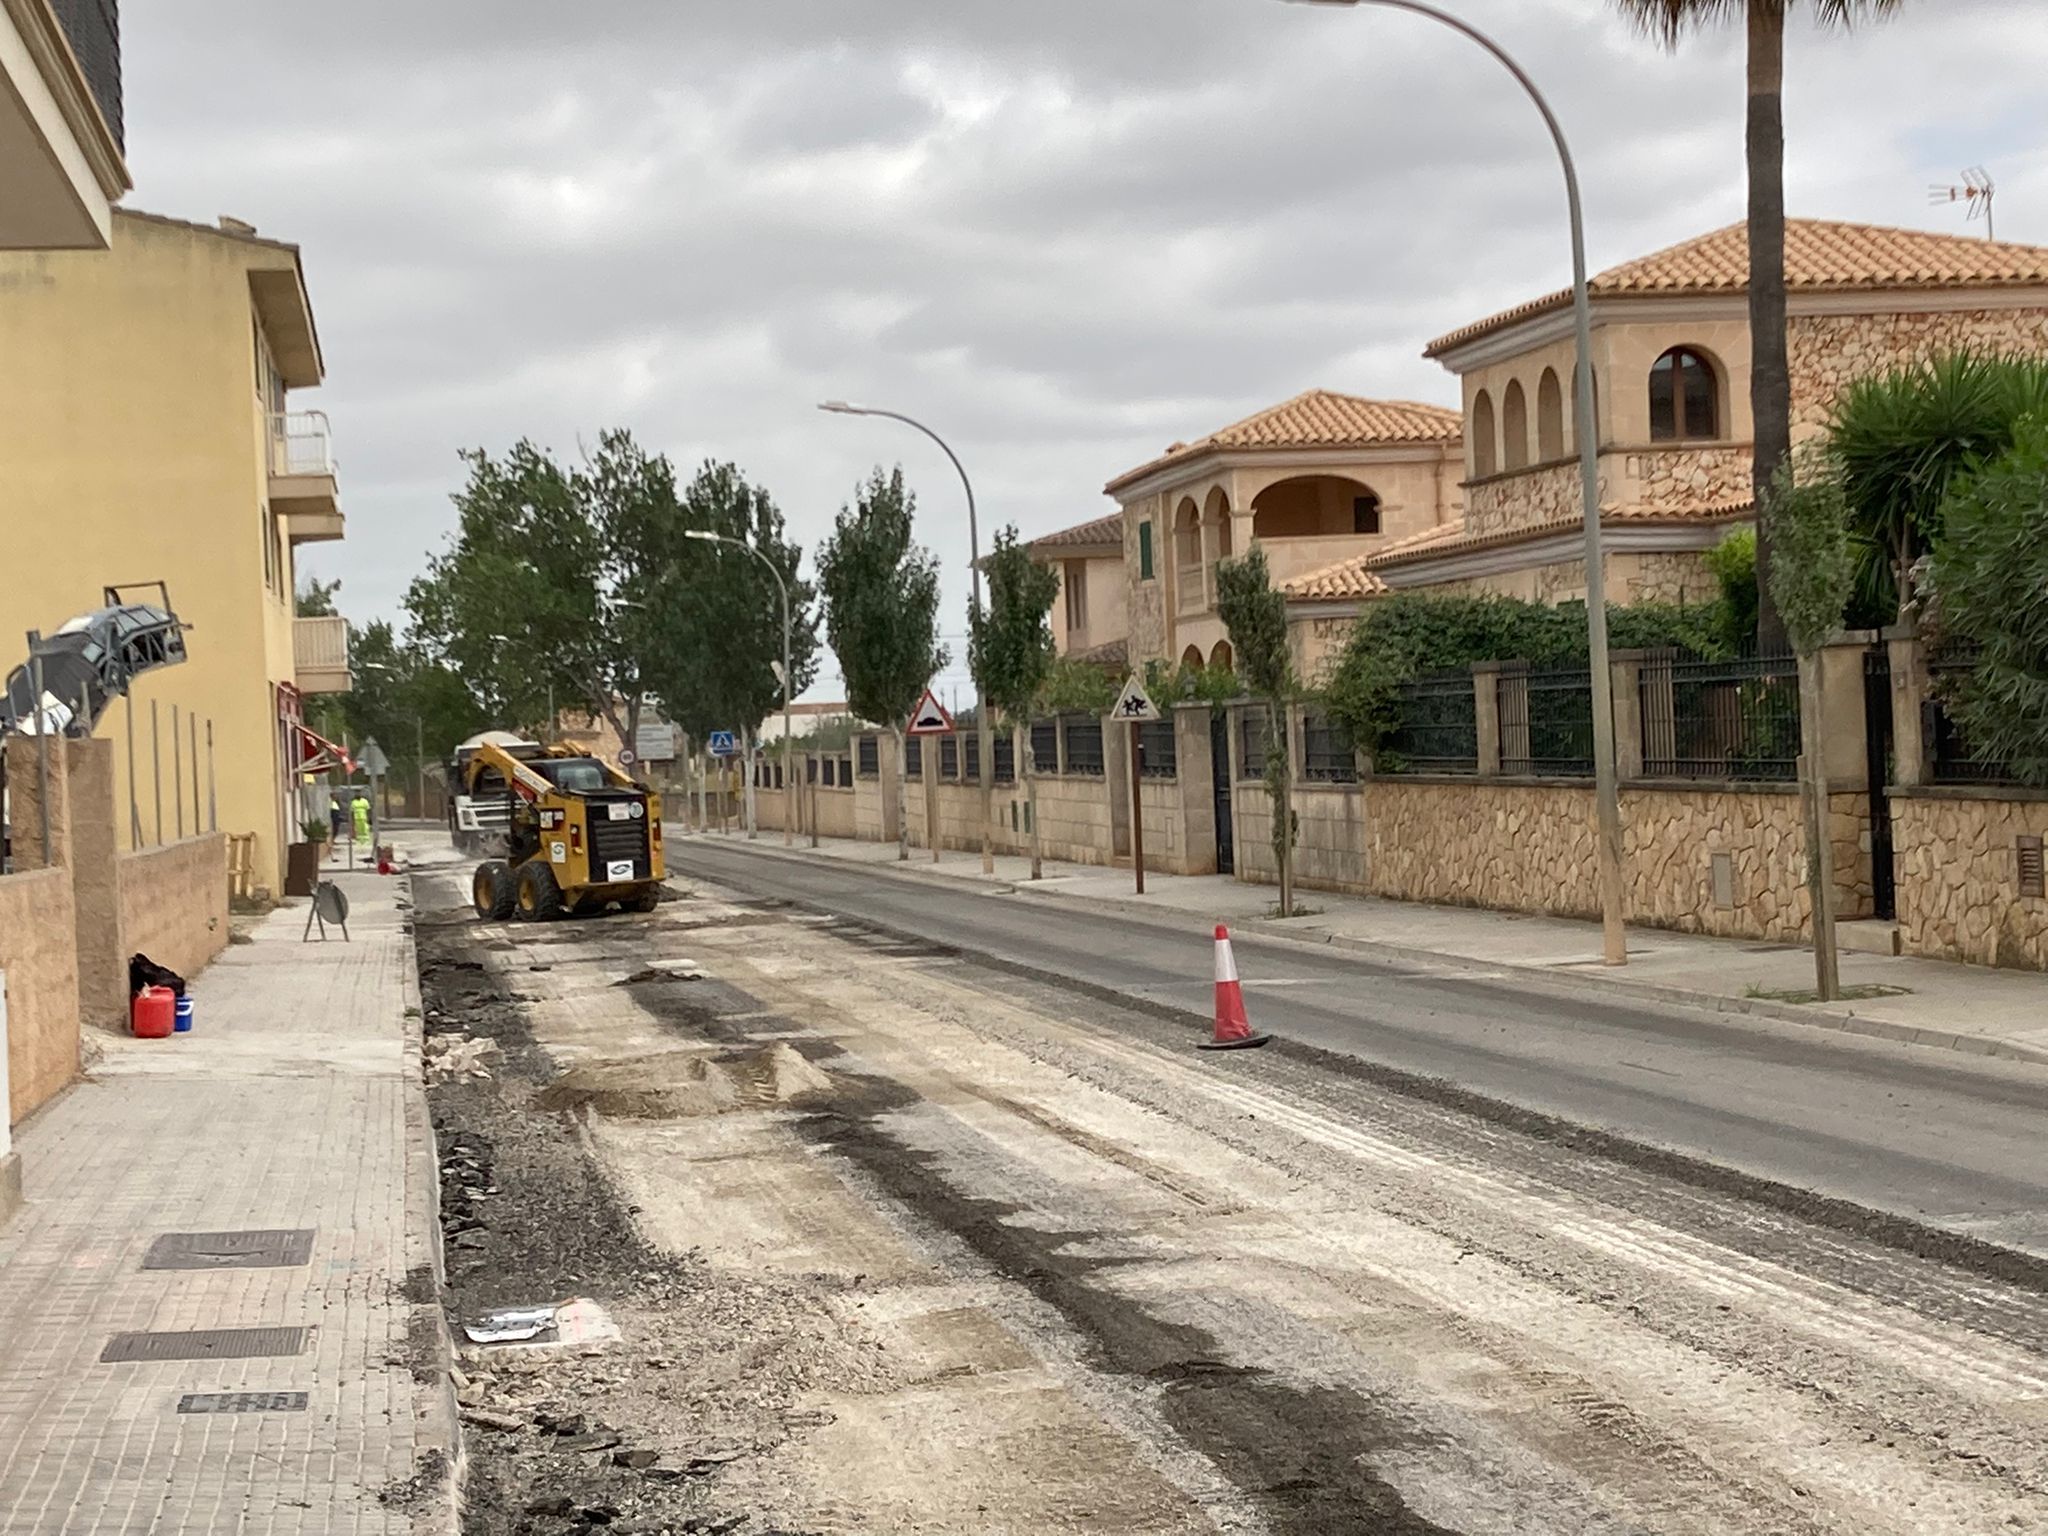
[420,831,2048,1532]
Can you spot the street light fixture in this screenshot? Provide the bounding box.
[1278,0,1626,965]
[818,400,996,875]
[685,528,794,847]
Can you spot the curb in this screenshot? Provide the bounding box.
[680,836,2048,1073]
[395,869,465,1535]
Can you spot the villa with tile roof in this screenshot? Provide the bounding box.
[1099,389,1464,676]
[1302,219,2048,626]
[1027,511,1129,666]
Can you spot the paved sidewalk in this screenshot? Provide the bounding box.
[686,829,2048,1067]
[0,871,454,1535]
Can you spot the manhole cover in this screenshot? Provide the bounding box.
[101,1327,310,1363]
[177,1391,309,1414]
[143,1229,315,1270]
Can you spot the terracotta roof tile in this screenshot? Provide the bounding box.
[1107,389,1460,493]
[1281,553,1389,602]
[1364,499,1753,570]
[1028,512,1123,553]
[1426,219,2048,357]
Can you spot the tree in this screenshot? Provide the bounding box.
[969,527,1059,878]
[296,576,341,618]
[1616,0,1902,644]
[816,466,946,861]
[1763,446,1855,1001]
[1827,352,2048,624]
[1216,547,1298,916]
[310,619,488,814]
[1925,417,2048,787]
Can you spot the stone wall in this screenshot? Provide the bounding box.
[1623,446,1753,513]
[1892,790,2048,970]
[1463,461,1589,536]
[1363,779,1600,916]
[1790,308,2048,437]
[0,868,81,1126]
[116,834,230,1002]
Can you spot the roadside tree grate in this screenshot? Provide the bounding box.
[144,1229,315,1270]
[177,1391,309,1414]
[102,1327,310,1363]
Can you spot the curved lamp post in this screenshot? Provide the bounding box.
[685,529,793,847]
[1281,0,1625,965]
[819,400,996,875]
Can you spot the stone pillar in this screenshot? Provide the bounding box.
[5,732,72,874]
[1886,623,1928,790]
[1105,713,1130,861]
[1609,650,1648,781]
[62,741,125,1034]
[1173,704,1217,875]
[1816,631,1876,793]
[1472,663,1502,778]
[876,732,901,844]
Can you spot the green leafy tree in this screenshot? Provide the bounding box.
[1616,0,1903,644]
[295,577,341,618]
[1926,417,2048,787]
[1215,547,1298,916]
[1763,446,1856,1000]
[969,527,1060,878]
[1703,527,1759,652]
[1035,654,1119,716]
[310,620,488,814]
[817,466,946,861]
[1827,352,2048,623]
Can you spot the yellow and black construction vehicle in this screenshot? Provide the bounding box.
[462,738,664,920]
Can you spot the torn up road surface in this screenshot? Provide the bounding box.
[411,844,2048,1535]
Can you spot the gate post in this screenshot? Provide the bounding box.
[1173,704,1217,876]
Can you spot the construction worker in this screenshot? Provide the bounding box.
[351,790,371,848]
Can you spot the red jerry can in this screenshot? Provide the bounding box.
[131,985,176,1039]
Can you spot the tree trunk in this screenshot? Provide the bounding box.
[742,726,758,840]
[894,724,910,862]
[1748,2,1791,649]
[1024,725,1043,881]
[1797,655,1840,1001]
[1269,701,1294,919]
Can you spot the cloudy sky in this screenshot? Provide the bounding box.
[125,0,2047,703]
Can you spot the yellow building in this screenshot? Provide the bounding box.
[0,209,347,896]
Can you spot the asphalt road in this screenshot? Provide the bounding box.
[676,837,2048,1255]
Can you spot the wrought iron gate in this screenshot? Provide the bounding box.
[1210,713,1234,875]
[1863,647,1897,921]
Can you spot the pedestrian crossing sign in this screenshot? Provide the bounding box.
[707,731,738,758]
[1111,676,1160,722]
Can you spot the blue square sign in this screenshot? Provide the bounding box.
[708,731,738,758]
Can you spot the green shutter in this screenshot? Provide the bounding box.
[1138,521,1154,580]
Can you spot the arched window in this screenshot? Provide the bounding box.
[1209,640,1234,673]
[1352,491,1381,534]
[1181,644,1204,669]
[1502,381,1530,471]
[1650,347,1719,441]
[1537,368,1564,459]
[1471,390,1497,478]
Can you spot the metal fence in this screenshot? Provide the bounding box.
[993,733,1015,783]
[939,735,960,779]
[1062,715,1104,776]
[1136,718,1176,777]
[856,735,879,778]
[1499,665,1593,777]
[1030,719,1058,773]
[1929,650,2017,784]
[1238,705,1270,780]
[905,737,923,776]
[1640,646,1801,782]
[1300,710,1358,784]
[1379,675,1478,775]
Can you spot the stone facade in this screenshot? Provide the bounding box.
[0,868,81,1126]
[1892,790,2048,971]
[116,834,230,1001]
[1625,446,1753,512]
[1789,308,2048,437]
[1463,462,1591,536]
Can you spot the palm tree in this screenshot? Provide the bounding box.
[1616,0,1902,644]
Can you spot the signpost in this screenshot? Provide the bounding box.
[1111,677,1159,895]
[907,688,953,864]
[359,737,391,860]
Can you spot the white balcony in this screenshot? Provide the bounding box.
[293,615,352,694]
[269,411,343,543]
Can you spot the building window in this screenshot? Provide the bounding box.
[1502,380,1530,471]
[1650,346,1719,441]
[1537,368,1565,460]
[1138,520,1155,581]
[1064,560,1087,633]
[1352,493,1381,534]
[261,508,275,590]
[1471,390,1497,478]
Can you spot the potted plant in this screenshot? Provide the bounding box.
[287,817,328,897]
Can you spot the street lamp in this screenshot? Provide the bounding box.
[685,529,794,847]
[819,400,997,876]
[1280,0,1626,965]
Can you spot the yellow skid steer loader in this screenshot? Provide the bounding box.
[462,738,664,920]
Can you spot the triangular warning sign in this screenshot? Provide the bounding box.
[907,688,954,736]
[1111,675,1160,722]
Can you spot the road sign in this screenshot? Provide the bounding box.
[707,731,738,758]
[617,747,638,767]
[358,738,391,777]
[907,688,954,736]
[1111,676,1160,722]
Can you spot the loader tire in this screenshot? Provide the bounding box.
[516,861,565,921]
[472,861,516,921]
[626,884,662,913]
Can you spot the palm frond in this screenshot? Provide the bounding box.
[1612,0,1748,48]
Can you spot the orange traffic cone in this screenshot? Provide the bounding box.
[1201,924,1270,1051]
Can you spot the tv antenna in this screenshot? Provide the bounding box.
[1929,167,1996,242]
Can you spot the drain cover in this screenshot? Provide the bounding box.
[101,1327,310,1363]
[143,1229,315,1270]
[177,1391,309,1414]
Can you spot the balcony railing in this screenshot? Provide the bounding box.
[292,615,351,693]
[1176,562,1207,616]
[270,411,336,478]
